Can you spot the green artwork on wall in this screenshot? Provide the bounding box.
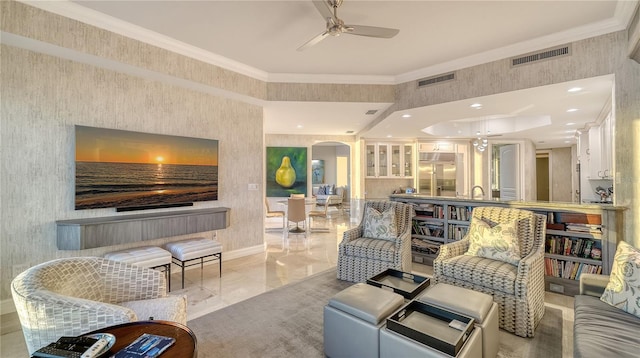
[266,147,307,197]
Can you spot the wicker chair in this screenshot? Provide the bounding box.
[11,257,187,354]
[337,201,414,282]
[433,206,546,338]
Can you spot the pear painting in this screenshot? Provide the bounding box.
[266,147,307,197]
[275,156,296,188]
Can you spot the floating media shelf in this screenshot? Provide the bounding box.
[56,207,230,250]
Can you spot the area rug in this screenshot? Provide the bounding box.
[188,268,566,358]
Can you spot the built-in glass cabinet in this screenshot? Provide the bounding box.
[366,142,414,178]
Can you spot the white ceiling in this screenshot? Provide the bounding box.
[27,0,638,148]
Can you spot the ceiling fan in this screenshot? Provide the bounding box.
[298,0,399,51]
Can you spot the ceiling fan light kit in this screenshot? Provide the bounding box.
[298,0,399,51]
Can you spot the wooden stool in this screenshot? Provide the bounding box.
[165,238,222,289]
[104,246,172,291]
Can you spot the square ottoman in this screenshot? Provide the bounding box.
[324,283,404,358]
[417,283,499,358]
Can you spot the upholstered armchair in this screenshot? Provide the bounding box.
[11,257,187,354]
[433,206,546,338]
[337,201,413,282]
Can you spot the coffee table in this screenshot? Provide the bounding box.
[84,320,197,358]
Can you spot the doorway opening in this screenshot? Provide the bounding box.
[536,151,551,201]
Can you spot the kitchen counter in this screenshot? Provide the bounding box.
[388,194,624,212]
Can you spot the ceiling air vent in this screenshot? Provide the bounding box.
[417,72,456,88]
[511,44,571,67]
[346,130,354,134]
[365,110,378,115]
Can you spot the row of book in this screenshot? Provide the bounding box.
[413,203,445,219]
[411,238,441,255]
[412,221,444,238]
[545,236,602,260]
[545,258,602,280]
[448,224,469,241]
[448,206,473,222]
[565,223,602,234]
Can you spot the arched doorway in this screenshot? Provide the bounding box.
[311,141,351,207]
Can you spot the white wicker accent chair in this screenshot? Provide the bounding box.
[11,257,187,354]
[433,206,546,338]
[337,201,414,282]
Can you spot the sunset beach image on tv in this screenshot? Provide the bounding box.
[75,126,218,210]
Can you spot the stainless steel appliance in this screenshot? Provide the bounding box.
[418,152,459,197]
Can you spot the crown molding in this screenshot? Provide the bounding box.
[394,16,628,84]
[1,32,266,109]
[267,73,396,85]
[20,0,270,81]
[18,0,637,87]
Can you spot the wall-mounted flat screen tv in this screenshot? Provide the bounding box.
[75,125,219,210]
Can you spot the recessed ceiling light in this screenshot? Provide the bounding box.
[296,125,303,128]
[470,103,482,109]
[564,140,572,143]
[386,134,392,138]
[568,87,582,93]
[567,108,578,113]
[566,122,576,126]
[401,114,411,118]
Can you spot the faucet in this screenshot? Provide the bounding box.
[471,186,485,199]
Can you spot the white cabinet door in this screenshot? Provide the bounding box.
[600,114,613,178]
[499,144,519,201]
[588,126,603,179]
[366,142,414,178]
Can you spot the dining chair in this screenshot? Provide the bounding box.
[290,194,305,198]
[265,197,285,229]
[308,202,329,232]
[287,197,307,235]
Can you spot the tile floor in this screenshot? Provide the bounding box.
[0,207,574,357]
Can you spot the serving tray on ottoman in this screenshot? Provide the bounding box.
[386,300,475,356]
[366,269,430,300]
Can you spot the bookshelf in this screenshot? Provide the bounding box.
[389,194,624,296]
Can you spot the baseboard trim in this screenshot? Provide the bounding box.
[221,244,265,261]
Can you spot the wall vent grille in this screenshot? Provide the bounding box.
[511,45,571,67]
[417,72,456,88]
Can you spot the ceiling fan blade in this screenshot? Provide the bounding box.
[312,0,335,21]
[346,25,399,38]
[297,31,330,51]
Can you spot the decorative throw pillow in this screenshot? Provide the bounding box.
[363,207,397,240]
[317,186,326,195]
[464,216,521,265]
[600,241,640,318]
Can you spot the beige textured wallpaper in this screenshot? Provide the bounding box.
[0,44,264,301]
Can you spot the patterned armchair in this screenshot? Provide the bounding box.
[433,206,546,337]
[337,201,413,282]
[11,257,187,354]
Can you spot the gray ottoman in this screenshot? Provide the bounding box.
[380,324,482,358]
[324,283,404,358]
[418,283,499,358]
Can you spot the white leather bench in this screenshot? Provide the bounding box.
[104,246,172,291]
[165,238,222,289]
